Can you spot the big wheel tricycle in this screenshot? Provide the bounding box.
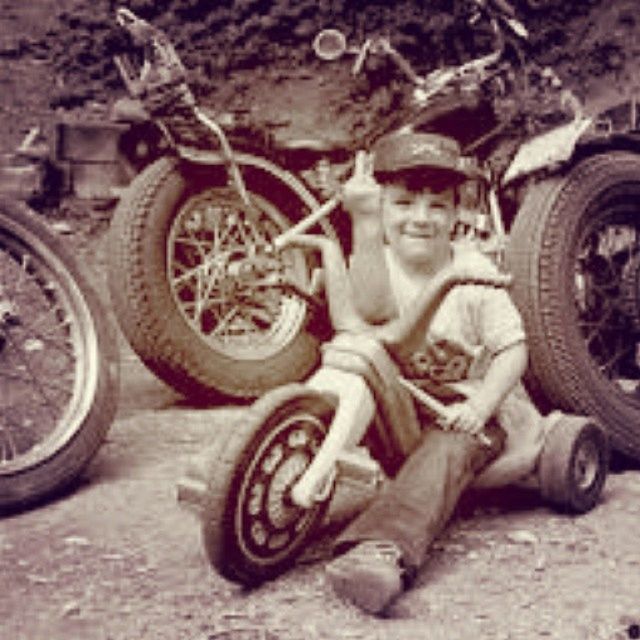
[178,288,610,587]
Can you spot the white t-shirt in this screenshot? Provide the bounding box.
[384,246,526,382]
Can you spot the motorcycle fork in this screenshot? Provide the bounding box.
[160,106,265,245]
[488,187,508,265]
[190,107,269,247]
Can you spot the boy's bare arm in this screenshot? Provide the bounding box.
[341,151,396,323]
[282,234,370,332]
[445,340,528,435]
[348,216,396,323]
[470,341,528,422]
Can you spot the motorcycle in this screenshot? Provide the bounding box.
[0,133,120,511]
[107,7,337,402]
[108,2,640,459]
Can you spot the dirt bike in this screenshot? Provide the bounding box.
[0,133,120,511]
[108,2,640,460]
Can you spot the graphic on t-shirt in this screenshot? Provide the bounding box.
[405,337,474,382]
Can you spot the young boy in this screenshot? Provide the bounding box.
[284,130,528,615]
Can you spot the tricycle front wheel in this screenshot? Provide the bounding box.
[201,384,335,586]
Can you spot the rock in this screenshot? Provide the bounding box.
[63,535,91,547]
[60,600,81,618]
[507,529,539,545]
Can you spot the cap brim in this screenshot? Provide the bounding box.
[374,165,467,191]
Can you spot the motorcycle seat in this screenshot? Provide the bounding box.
[277,137,351,170]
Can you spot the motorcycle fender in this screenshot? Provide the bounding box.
[502,117,593,186]
[176,146,320,214]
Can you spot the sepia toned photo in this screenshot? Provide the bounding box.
[1,1,640,638]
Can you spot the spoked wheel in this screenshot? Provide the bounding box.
[0,199,119,510]
[507,152,640,458]
[167,187,308,363]
[201,385,335,585]
[108,156,324,400]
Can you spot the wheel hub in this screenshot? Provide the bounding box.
[573,439,600,492]
[236,414,326,564]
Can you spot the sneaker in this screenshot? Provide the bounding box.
[325,540,405,614]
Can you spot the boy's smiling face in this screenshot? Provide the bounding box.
[381,181,457,270]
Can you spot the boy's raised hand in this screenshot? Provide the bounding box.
[341,151,382,219]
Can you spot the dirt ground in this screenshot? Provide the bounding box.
[3,310,640,640]
[4,1,640,639]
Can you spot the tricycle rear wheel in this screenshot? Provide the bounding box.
[539,414,609,513]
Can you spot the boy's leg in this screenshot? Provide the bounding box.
[326,423,504,612]
[336,424,503,567]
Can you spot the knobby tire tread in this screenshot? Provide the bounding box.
[108,157,320,400]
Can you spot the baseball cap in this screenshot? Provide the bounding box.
[372,129,481,188]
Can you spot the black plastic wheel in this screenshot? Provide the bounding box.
[539,414,609,513]
[507,152,640,458]
[200,385,334,585]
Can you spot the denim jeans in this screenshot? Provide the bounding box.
[334,421,505,571]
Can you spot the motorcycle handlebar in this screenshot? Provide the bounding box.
[339,0,518,97]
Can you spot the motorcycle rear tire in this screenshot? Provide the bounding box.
[0,199,119,511]
[507,151,640,459]
[108,156,323,401]
[200,384,334,585]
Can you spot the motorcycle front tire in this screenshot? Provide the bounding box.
[108,156,323,401]
[507,151,640,459]
[0,199,119,511]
